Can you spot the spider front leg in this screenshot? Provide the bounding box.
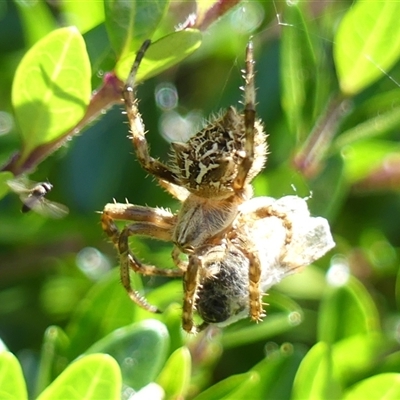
[122,40,180,185]
[233,40,256,191]
[102,202,183,313]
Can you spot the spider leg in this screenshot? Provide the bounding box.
[172,246,188,271]
[102,202,183,313]
[182,255,202,334]
[241,247,265,322]
[236,203,293,321]
[101,202,176,247]
[233,40,256,191]
[122,41,180,185]
[251,206,293,246]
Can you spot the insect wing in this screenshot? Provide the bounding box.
[32,199,69,219]
[6,178,31,195]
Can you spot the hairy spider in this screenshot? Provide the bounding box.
[101,40,334,333]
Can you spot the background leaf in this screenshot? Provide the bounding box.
[115,29,202,81]
[104,0,169,58]
[334,1,400,95]
[11,27,91,159]
[0,352,28,400]
[36,354,121,400]
[344,373,400,400]
[85,320,170,390]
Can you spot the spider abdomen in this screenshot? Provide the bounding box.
[172,107,267,198]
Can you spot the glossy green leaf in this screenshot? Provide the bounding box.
[115,29,202,81]
[36,354,121,400]
[12,27,91,159]
[249,344,306,399]
[60,0,105,34]
[104,0,168,58]
[276,264,327,301]
[222,293,303,349]
[318,276,380,343]
[333,106,400,151]
[85,319,170,390]
[193,372,259,400]
[342,140,400,184]
[14,0,56,46]
[35,326,70,398]
[280,2,317,140]
[66,268,140,359]
[334,1,400,95]
[0,352,28,400]
[292,342,342,400]
[332,333,390,386]
[344,373,400,400]
[156,347,191,399]
[134,280,184,352]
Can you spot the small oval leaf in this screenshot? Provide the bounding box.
[115,30,202,81]
[344,373,400,400]
[156,347,191,399]
[85,319,170,390]
[36,354,121,400]
[12,27,91,158]
[105,0,169,58]
[334,1,400,95]
[0,352,28,400]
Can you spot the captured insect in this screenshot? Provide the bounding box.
[101,40,334,333]
[7,177,69,219]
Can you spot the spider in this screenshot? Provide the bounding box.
[102,40,301,333]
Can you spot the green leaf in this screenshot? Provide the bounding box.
[292,342,342,400]
[85,319,170,390]
[14,0,56,47]
[66,268,140,359]
[192,372,259,400]
[60,1,105,34]
[333,106,400,151]
[104,0,169,58]
[280,2,317,140]
[0,352,28,400]
[35,326,70,398]
[221,292,303,348]
[115,29,202,81]
[36,354,121,400]
[333,333,390,386]
[334,1,400,95]
[12,27,91,159]
[342,140,400,184]
[344,373,400,400]
[249,344,306,399]
[318,276,380,343]
[0,171,13,201]
[156,347,191,399]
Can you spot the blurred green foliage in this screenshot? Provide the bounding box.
[1,0,400,399]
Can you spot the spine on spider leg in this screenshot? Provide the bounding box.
[121,40,181,186]
[234,40,257,191]
[244,40,256,154]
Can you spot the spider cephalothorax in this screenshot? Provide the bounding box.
[101,40,334,333]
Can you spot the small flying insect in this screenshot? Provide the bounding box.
[7,177,69,219]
